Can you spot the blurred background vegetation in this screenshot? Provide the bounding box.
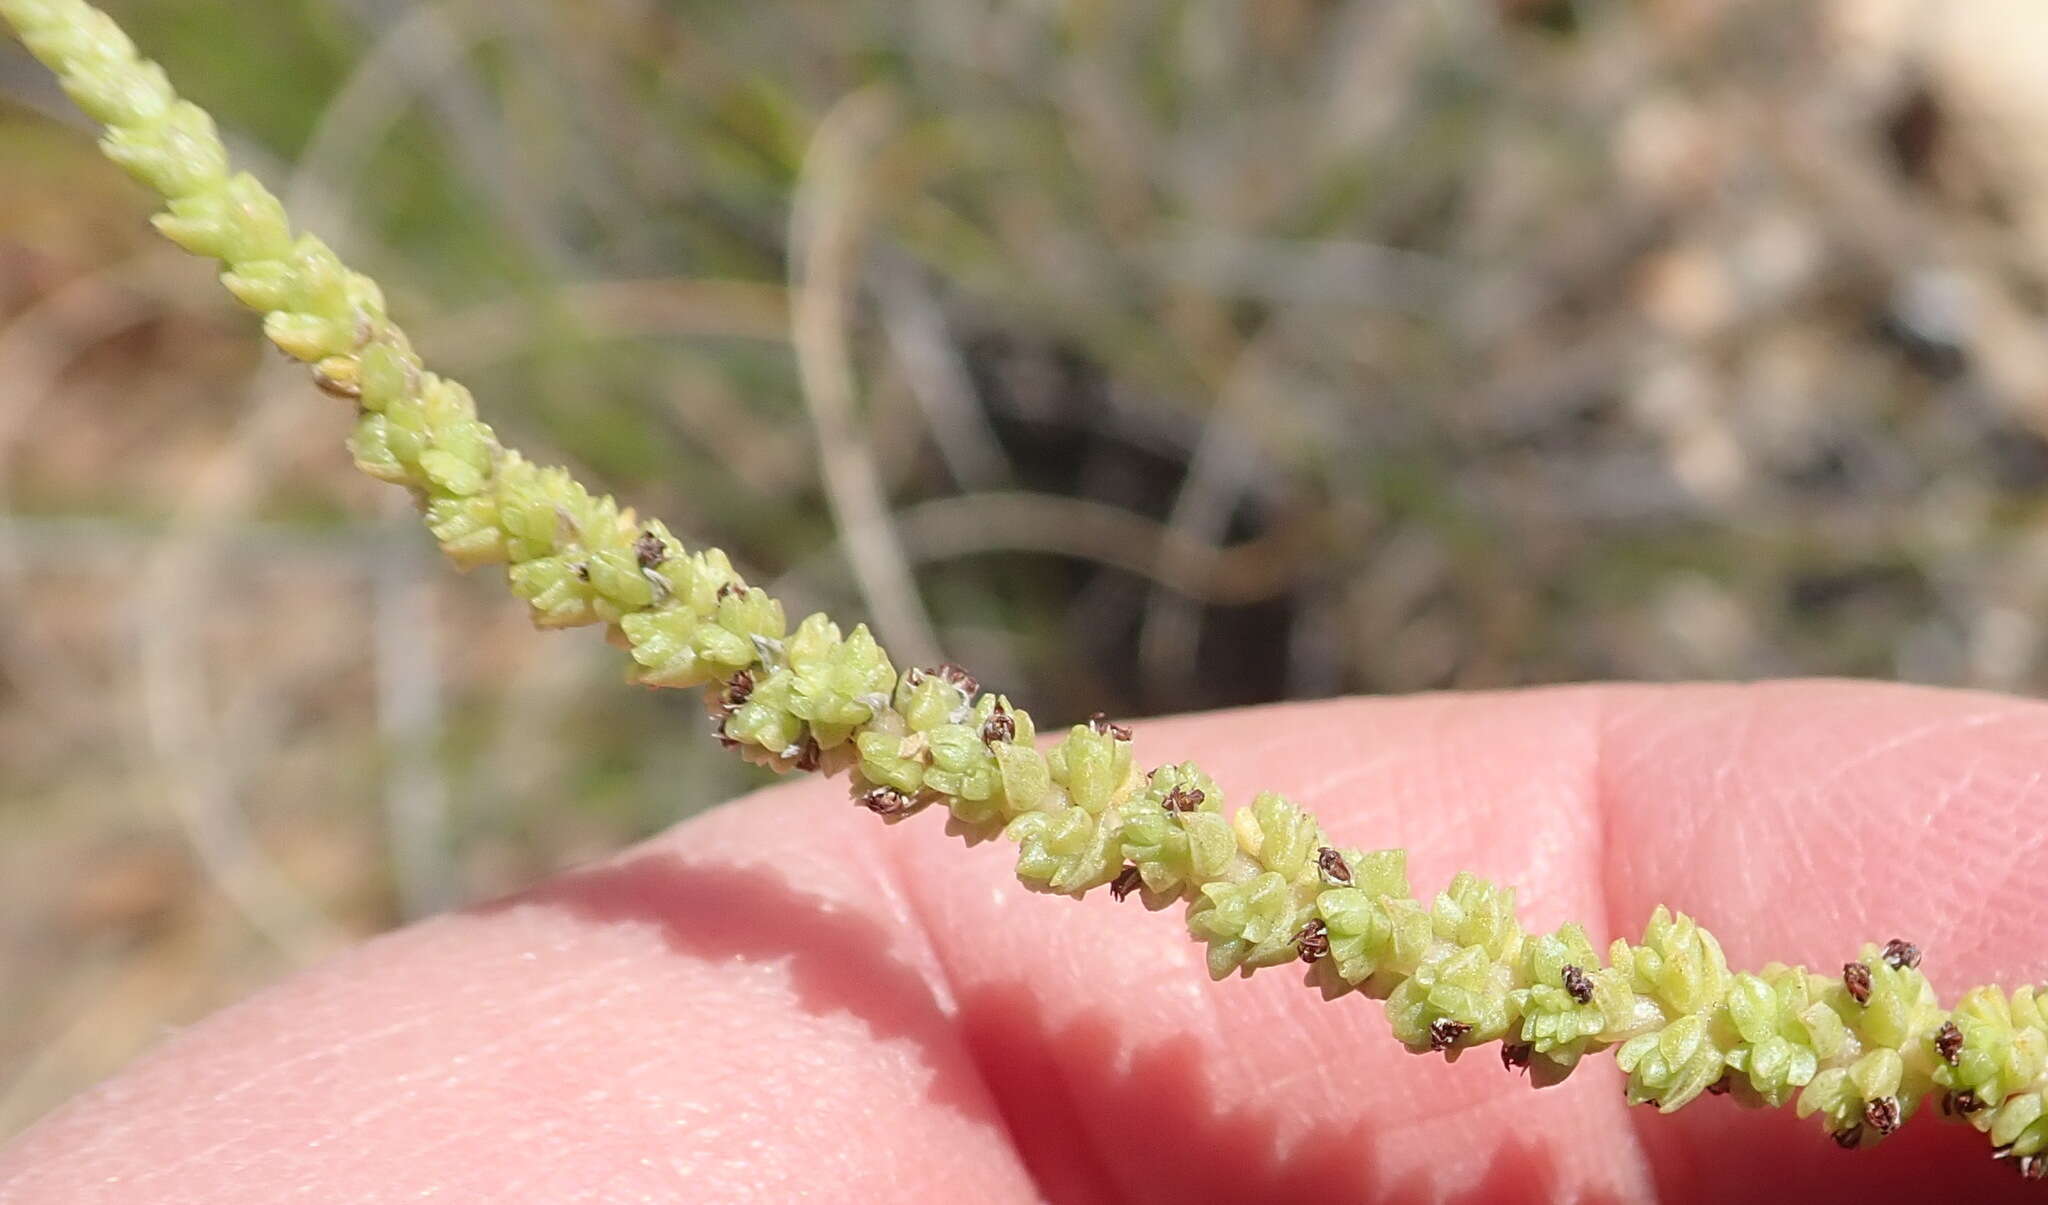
[7,0,2048,1140]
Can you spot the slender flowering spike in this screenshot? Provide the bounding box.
[8,0,2047,1175]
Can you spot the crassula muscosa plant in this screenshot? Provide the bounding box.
[5,0,2048,1183]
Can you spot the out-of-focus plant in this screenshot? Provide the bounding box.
[69,0,2048,725]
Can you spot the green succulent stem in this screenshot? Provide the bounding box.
[7,0,2047,1180]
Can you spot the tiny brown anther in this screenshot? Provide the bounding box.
[856,786,915,817]
[1864,1096,1901,1135]
[1316,846,1353,885]
[634,531,667,569]
[902,667,926,687]
[1562,964,1594,1005]
[981,704,1016,745]
[1501,1043,1532,1074]
[1162,786,1205,813]
[1087,712,1133,741]
[1294,919,1330,963]
[572,562,591,581]
[1832,1127,1863,1150]
[935,663,979,697]
[714,679,753,718]
[1936,1020,1963,1065]
[1843,961,1873,1005]
[1706,1074,1732,1096]
[793,736,823,773]
[1946,1089,1982,1116]
[1110,864,1143,901]
[711,716,739,750]
[716,582,743,601]
[1880,938,1921,970]
[1427,1017,1471,1052]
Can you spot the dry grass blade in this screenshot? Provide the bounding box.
[788,86,942,667]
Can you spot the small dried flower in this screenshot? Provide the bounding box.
[1880,938,1921,970]
[1561,963,1593,1004]
[935,663,979,697]
[1936,1020,1963,1065]
[857,786,914,817]
[1316,846,1352,885]
[1428,1017,1472,1052]
[1501,1042,1532,1073]
[720,668,755,713]
[1843,961,1873,1005]
[1110,864,1143,902]
[1706,1075,1732,1096]
[793,735,823,772]
[1294,919,1329,963]
[1945,1090,1982,1116]
[981,703,1016,745]
[1162,785,1205,813]
[2018,1154,2047,1181]
[1087,712,1133,741]
[634,530,667,569]
[1864,1096,1900,1135]
[1833,1127,1863,1150]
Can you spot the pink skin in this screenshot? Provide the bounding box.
[4,680,2048,1202]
